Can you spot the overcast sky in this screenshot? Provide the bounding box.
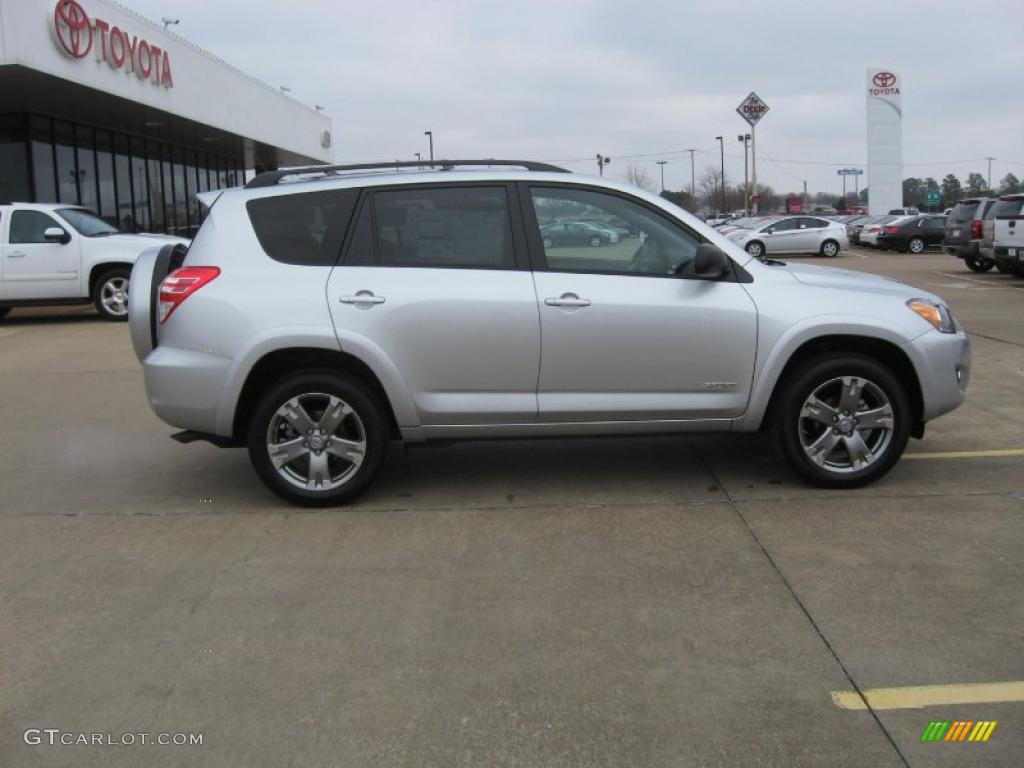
[131,0,1024,195]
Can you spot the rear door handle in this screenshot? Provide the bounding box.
[544,293,591,308]
[339,290,385,305]
[6,251,26,258]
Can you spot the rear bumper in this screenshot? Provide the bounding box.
[143,345,233,435]
[875,235,902,249]
[994,246,1023,271]
[905,329,971,422]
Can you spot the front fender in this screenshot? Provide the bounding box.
[736,315,921,432]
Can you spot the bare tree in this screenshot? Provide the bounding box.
[623,165,656,193]
[698,166,723,210]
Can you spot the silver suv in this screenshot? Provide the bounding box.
[129,161,971,506]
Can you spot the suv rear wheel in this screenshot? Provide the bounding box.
[772,354,911,488]
[93,267,132,321]
[247,371,389,506]
[965,254,994,272]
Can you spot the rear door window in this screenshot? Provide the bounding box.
[372,186,515,269]
[246,188,360,265]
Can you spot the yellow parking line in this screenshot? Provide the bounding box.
[832,681,1024,711]
[903,448,1024,460]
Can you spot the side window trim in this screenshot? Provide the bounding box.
[356,182,528,271]
[516,181,731,282]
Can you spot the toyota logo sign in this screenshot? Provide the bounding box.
[54,0,92,58]
[872,71,896,88]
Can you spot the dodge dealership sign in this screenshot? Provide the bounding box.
[53,0,173,87]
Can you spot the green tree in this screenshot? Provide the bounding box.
[660,189,697,213]
[940,174,962,207]
[835,196,848,212]
[903,177,924,207]
[1000,173,1021,194]
[965,172,988,195]
[858,187,868,204]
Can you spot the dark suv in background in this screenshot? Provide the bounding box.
[876,215,947,253]
[944,197,997,272]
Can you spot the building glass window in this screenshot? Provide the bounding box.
[29,116,57,203]
[128,136,149,232]
[114,134,134,230]
[148,144,165,232]
[94,129,116,225]
[161,147,175,234]
[172,148,187,236]
[54,121,78,205]
[0,114,31,202]
[75,125,98,213]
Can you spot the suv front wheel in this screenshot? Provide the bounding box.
[772,354,911,488]
[247,371,389,506]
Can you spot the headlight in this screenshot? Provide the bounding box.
[907,299,956,333]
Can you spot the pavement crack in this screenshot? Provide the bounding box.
[689,439,912,768]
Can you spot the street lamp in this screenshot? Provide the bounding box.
[657,160,667,192]
[714,136,725,214]
[424,131,434,167]
[596,153,611,177]
[737,133,751,215]
[415,152,422,169]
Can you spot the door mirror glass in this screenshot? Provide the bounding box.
[693,243,730,279]
[44,227,69,244]
[764,228,774,235]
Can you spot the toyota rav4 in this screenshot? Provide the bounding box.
[129,160,970,506]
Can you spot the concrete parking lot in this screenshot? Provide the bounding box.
[1,247,1021,767]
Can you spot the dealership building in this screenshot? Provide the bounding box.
[0,0,333,236]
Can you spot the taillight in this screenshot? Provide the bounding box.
[883,226,901,234]
[158,267,220,324]
[971,220,983,239]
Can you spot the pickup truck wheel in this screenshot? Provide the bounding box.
[772,354,911,488]
[247,371,389,507]
[965,254,994,272]
[93,267,132,321]
[0,307,10,320]
[907,237,926,254]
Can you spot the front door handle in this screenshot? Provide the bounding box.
[6,251,26,258]
[544,293,591,308]
[339,290,385,306]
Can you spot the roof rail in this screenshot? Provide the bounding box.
[245,159,569,189]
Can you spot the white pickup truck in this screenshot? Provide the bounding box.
[990,193,1024,277]
[0,203,188,320]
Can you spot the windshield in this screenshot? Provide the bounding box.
[56,208,120,237]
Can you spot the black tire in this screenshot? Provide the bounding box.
[965,254,994,273]
[0,307,11,320]
[995,262,1012,274]
[589,235,603,247]
[820,239,840,258]
[246,371,389,507]
[92,267,132,321]
[771,354,911,488]
[907,237,926,254]
[745,240,765,258]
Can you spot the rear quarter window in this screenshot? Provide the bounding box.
[246,188,360,265]
[950,202,978,223]
[990,198,1024,218]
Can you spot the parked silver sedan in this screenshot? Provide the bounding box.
[729,216,849,257]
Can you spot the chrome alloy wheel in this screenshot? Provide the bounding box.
[798,376,894,474]
[100,276,130,317]
[265,393,367,491]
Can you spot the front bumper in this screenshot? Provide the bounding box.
[905,329,971,422]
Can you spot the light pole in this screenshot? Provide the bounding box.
[424,131,434,167]
[737,134,750,215]
[685,148,697,199]
[714,136,725,214]
[415,152,422,169]
[657,160,667,192]
[596,153,610,176]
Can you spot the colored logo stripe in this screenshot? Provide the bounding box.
[921,721,996,742]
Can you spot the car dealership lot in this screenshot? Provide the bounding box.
[1,248,1021,767]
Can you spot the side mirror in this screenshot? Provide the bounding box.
[694,243,730,278]
[764,228,774,235]
[44,227,69,244]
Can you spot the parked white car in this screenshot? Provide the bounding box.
[0,203,188,320]
[728,215,848,258]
